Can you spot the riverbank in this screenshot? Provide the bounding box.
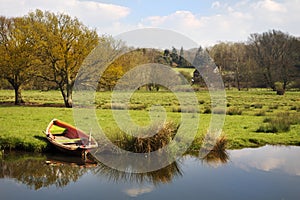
[0,89,300,152]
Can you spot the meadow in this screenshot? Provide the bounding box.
[0,89,300,152]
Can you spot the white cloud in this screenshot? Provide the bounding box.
[146,11,203,29]
[123,185,154,197]
[0,0,130,29]
[212,1,221,9]
[140,0,300,46]
[254,0,287,12]
[231,146,300,176]
[1,0,299,46]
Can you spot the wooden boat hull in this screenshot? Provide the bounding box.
[45,119,98,159]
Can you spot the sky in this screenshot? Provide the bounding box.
[1,0,300,47]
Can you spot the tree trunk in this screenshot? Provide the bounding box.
[59,86,73,108]
[14,85,24,105]
[66,87,73,108]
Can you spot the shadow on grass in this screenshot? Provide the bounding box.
[0,102,65,108]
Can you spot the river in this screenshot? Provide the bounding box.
[1,145,300,200]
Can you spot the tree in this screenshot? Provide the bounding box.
[193,46,211,68]
[209,43,234,88]
[170,47,179,65]
[248,30,299,92]
[209,42,257,90]
[0,16,38,104]
[227,43,253,90]
[98,47,151,90]
[29,10,99,107]
[192,45,214,86]
[177,46,191,68]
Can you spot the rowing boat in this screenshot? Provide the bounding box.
[45,119,98,159]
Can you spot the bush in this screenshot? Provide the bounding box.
[203,106,211,114]
[256,112,298,133]
[213,107,226,115]
[252,103,263,109]
[198,100,205,104]
[244,104,251,109]
[269,104,279,110]
[102,103,126,110]
[226,107,242,115]
[129,104,146,110]
[263,117,272,123]
[290,106,297,111]
[254,110,266,116]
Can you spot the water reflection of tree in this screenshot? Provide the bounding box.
[0,152,88,190]
[0,145,230,190]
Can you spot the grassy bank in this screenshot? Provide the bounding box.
[0,89,300,152]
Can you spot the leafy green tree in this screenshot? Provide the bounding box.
[0,16,38,104]
[29,10,99,107]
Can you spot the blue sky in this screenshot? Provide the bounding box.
[97,0,218,20]
[80,0,238,25]
[0,0,299,46]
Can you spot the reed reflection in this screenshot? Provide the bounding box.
[193,135,229,167]
[202,136,229,166]
[92,154,183,185]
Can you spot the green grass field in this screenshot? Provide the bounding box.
[0,89,300,152]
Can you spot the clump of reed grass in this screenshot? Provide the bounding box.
[203,106,211,114]
[101,103,146,110]
[101,103,127,110]
[257,112,300,133]
[244,104,251,109]
[199,131,229,166]
[172,106,181,113]
[251,103,263,109]
[213,107,226,115]
[263,117,272,123]
[269,104,279,110]
[202,135,229,165]
[226,107,242,115]
[254,110,266,116]
[172,106,200,113]
[290,106,297,111]
[129,104,146,110]
[113,121,179,153]
[198,100,205,104]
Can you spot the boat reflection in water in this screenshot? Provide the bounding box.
[0,146,229,190]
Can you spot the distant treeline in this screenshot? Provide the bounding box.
[1,9,300,107]
[157,30,300,92]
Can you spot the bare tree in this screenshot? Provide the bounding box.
[248,30,299,93]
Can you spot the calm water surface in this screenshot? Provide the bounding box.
[1,145,300,200]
